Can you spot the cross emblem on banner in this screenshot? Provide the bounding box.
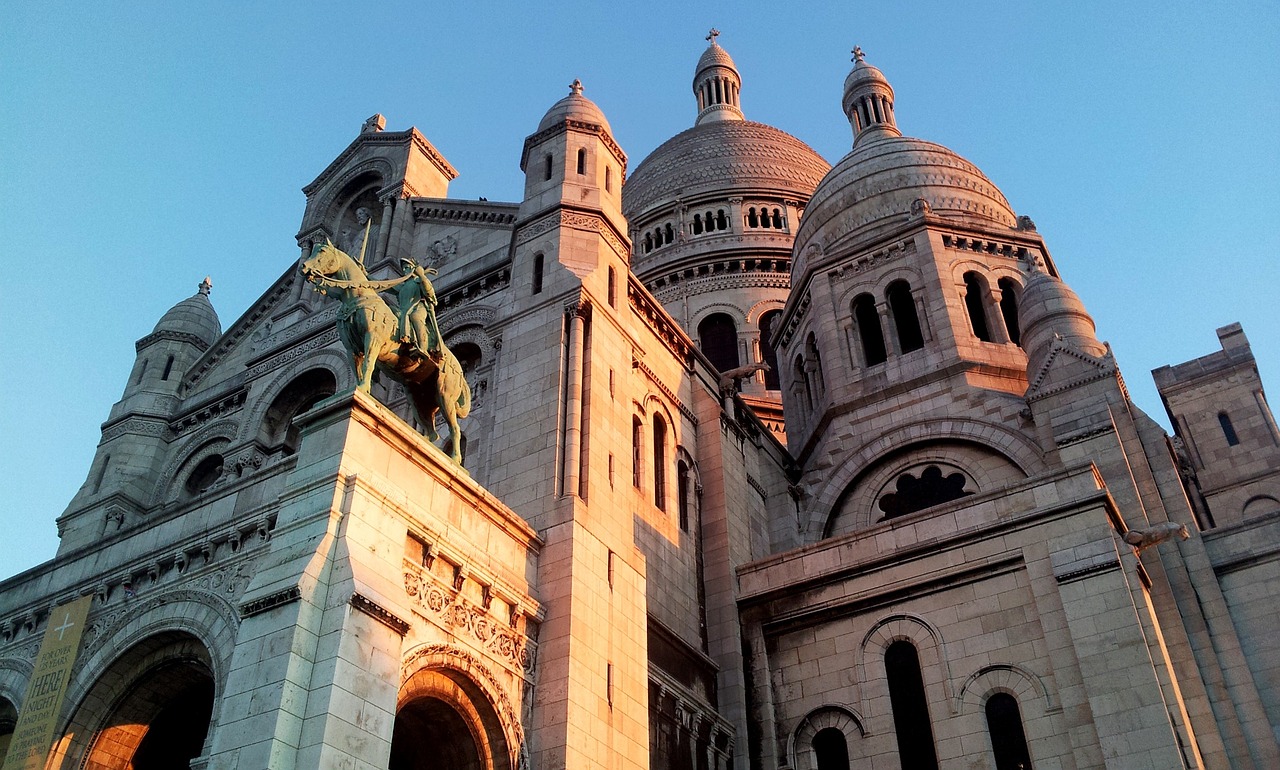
[54,612,76,641]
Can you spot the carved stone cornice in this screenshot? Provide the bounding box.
[351,592,410,635]
[170,389,248,436]
[413,200,519,225]
[100,416,171,444]
[514,208,629,260]
[565,296,593,320]
[519,120,628,176]
[246,327,340,380]
[135,330,211,353]
[628,277,694,368]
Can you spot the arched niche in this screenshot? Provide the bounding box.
[257,367,338,455]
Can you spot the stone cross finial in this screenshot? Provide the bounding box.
[199,276,212,296]
[361,114,386,134]
[707,28,720,44]
[852,46,865,63]
[569,78,583,96]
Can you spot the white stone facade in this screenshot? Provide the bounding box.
[1,41,1278,770]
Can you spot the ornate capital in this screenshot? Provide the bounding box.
[564,297,593,320]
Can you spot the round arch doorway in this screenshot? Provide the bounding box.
[390,665,513,770]
[67,632,216,770]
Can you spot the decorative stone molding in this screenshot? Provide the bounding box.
[628,278,694,366]
[247,327,341,379]
[135,329,212,353]
[413,201,518,225]
[825,238,916,281]
[100,416,170,444]
[633,358,697,426]
[170,390,247,436]
[239,586,301,618]
[403,567,537,677]
[350,592,410,635]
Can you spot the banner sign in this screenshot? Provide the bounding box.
[1,595,94,770]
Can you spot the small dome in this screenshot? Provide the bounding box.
[537,79,612,134]
[695,41,738,80]
[1017,267,1106,371]
[623,121,830,220]
[153,277,221,347]
[794,134,1016,267]
[843,52,891,97]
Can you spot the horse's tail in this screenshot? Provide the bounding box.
[456,373,472,419]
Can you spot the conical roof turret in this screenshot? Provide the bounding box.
[151,277,221,348]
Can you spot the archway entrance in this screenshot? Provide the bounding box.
[391,662,513,770]
[0,696,17,761]
[389,697,482,770]
[84,660,214,770]
[60,632,216,770]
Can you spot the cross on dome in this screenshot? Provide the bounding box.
[706,28,720,45]
[852,45,865,63]
[199,276,213,296]
[569,79,583,96]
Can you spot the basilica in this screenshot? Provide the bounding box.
[1,38,1278,770]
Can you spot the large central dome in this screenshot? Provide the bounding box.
[623,120,829,221]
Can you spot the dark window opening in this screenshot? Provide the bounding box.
[664,223,674,244]
[879,465,972,519]
[605,165,612,192]
[698,313,740,373]
[1220,412,1240,446]
[772,208,784,228]
[644,233,653,253]
[532,253,544,295]
[693,214,704,235]
[576,148,586,175]
[632,416,643,488]
[677,460,690,532]
[885,641,939,770]
[887,280,924,352]
[543,154,553,181]
[813,727,850,770]
[759,310,782,390]
[135,358,149,384]
[748,208,759,227]
[653,416,667,510]
[853,294,887,366]
[161,355,175,381]
[998,277,1022,346]
[986,693,1034,770]
[608,266,617,308]
[964,273,992,342]
[184,454,224,496]
[716,209,728,230]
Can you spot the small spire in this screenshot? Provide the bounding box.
[852,45,865,63]
[199,276,212,296]
[706,28,720,45]
[569,78,583,96]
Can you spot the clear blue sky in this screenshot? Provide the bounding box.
[2,2,1277,578]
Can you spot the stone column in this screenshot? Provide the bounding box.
[563,301,588,499]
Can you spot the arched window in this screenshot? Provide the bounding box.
[716,209,728,230]
[964,272,993,342]
[806,332,825,400]
[644,233,653,253]
[758,310,782,390]
[887,280,924,353]
[453,342,482,375]
[812,727,850,770]
[986,693,1033,770]
[576,148,586,175]
[878,465,973,519]
[261,368,338,455]
[135,358,149,384]
[748,207,759,228]
[653,415,667,510]
[1220,412,1240,446]
[677,460,691,531]
[161,355,175,381]
[885,641,939,770]
[543,154,553,181]
[795,354,813,410]
[532,253,544,295]
[184,454,224,496]
[998,277,1021,346]
[698,314,740,373]
[693,214,704,235]
[665,223,674,244]
[608,266,617,308]
[632,416,643,488]
[605,165,612,192]
[853,294,887,366]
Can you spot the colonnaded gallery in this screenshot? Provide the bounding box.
[2,38,1278,770]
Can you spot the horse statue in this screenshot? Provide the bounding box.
[300,240,471,464]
